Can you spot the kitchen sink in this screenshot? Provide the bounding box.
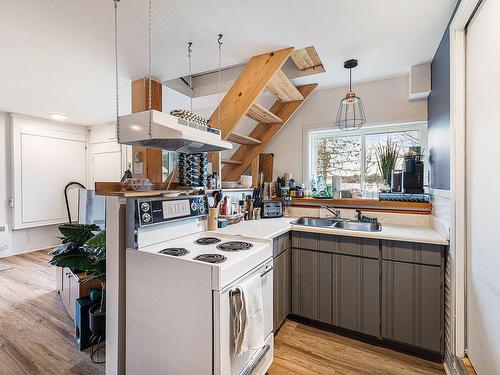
[291,217,382,232]
[333,220,382,232]
[290,217,338,227]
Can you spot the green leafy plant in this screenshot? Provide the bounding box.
[83,229,106,315]
[49,223,100,272]
[374,137,400,183]
[49,223,106,314]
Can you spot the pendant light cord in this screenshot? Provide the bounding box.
[114,0,120,141]
[349,67,352,92]
[147,0,152,137]
[217,34,223,129]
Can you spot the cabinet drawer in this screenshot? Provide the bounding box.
[337,236,380,259]
[382,240,442,266]
[273,233,289,258]
[291,231,335,253]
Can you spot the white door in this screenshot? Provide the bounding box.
[465,0,500,373]
[91,141,123,184]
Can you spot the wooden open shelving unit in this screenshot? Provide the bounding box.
[290,46,325,72]
[207,46,323,183]
[246,102,282,123]
[266,69,304,102]
[221,159,243,166]
[226,133,262,145]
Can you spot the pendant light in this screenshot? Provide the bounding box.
[335,59,366,131]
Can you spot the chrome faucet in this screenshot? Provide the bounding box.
[321,205,341,219]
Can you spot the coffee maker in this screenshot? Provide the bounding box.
[391,155,424,193]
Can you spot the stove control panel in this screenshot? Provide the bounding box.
[136,195,208,226]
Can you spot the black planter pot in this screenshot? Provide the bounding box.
[89,304,106,336]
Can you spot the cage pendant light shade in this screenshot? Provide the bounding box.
[335,59,366,130]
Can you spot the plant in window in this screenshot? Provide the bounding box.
[374,137,400,185]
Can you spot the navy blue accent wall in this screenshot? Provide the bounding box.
[428,28,451,190]
[427,2,461,190]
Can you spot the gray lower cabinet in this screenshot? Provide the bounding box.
[381,260,442,352]
[291,248,333,324]
[273,247,291,331]
[332,254,380,337]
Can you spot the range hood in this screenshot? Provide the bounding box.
[117,110,233,153]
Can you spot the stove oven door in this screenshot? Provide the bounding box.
[213,259,274,375]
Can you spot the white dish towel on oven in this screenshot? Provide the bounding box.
[232,274,264,358]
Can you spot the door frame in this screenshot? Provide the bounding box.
[449,0,483,357]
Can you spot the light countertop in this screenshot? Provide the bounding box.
[213,217,448,245]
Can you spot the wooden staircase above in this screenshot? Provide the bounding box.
[208,46,322,182]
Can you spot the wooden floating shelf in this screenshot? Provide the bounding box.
[291,46,325,72]
[246,103,282,124]
[221,159,242,165]
[267,69,304,102]
[227,132,262,145]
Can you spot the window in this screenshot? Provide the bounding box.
[309,123,426,194]
[162,151,177,182]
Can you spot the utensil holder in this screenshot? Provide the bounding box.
[208,208,219,230]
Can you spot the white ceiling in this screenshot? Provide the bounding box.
[0,0,458,125]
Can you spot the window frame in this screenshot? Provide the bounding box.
[305,121,428,192]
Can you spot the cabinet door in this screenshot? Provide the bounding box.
[273,248,291,331]
[291,248,332,324]
[382,260,442,352]
[61,268,71,309]
[273,233,289,258]
[68,274,80,321]
[92,149,123,183]
[56,266,63,294]
[332,255,380,337]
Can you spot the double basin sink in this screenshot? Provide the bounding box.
[291,217,382,232]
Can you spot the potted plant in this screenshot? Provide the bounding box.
[49,223,100,272]
[374,137,400,191]
[83,230,107,337]
[49,223,106,335]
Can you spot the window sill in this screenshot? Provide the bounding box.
[279,197,432,214]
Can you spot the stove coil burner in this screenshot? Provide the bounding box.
[195,237,222,245]
[193,254,227,264]
[216,241,254,252]
[159,248,189,257]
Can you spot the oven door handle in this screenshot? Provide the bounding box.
[240,344,270,375]
[260,266,273,278]
[229,263,273,297]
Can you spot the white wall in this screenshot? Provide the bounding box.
[265,75,428,183]
[0,112,78,257]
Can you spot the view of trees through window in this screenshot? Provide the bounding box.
[315,135,362,190]
[365,130,419,190]
[313,128,421,192]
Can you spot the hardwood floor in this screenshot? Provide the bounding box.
[0,251,104,375]
[0,250,444,375]
[269,320,445,375]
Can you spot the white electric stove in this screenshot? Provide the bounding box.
[125,195,274,375]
